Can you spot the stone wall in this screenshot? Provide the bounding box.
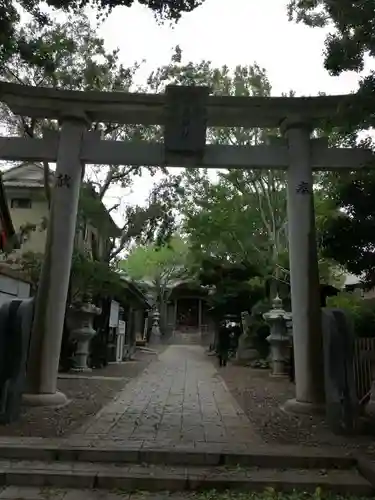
[0,265,31,305]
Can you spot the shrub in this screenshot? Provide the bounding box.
[326,292,375,337]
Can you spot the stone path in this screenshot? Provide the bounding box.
[68,345,259,450]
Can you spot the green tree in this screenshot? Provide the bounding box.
[148,50,342,293]
[148,51,292,293]
[183,169,290,291]
[1,13,176,256]
[9,248,123,302]
[287,1,374,82]
[119,237,192,333]
[287,2,375,138]
[183,170,340,290]
[196,257,265,319]
[319,170,375,285]
[0,0,204,70]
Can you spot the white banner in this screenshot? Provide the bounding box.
[109,300,119,327]
[118,320,126,335]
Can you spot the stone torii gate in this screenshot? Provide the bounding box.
[0,83,373,412]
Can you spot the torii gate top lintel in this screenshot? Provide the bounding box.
[0,81,368,128]
[0,82,373,171]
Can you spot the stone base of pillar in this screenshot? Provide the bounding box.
[282,397,324,415]
[270,371,289,379]
[69,367,92,373]
[22,391,68,407]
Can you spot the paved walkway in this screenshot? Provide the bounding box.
[68,345,260,450]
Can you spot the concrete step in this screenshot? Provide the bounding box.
[0,444,357,469]
[0,460,372,496]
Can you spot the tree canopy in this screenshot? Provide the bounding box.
[119,236,191,290]
[119,236,192,332]
[1,0,204,69]
[320,170,375,285]
[147,51,341,293]
[287,1,374,77]
[147,51,289,283]
[0,13,179,258]
[288,0,375,133]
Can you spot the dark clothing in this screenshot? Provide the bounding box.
[217,324,231,367]
[218,353,227,367]
[218,325,231,350]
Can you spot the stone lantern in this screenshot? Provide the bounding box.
[263,296,292,377]
[68,303,101,372]
[151,309,161,339]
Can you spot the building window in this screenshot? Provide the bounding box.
[11,198,32,209]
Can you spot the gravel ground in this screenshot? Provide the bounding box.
[220,362,375,452]
[0,350,157,438]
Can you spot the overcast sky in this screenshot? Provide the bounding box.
[96,0,363,96]
[85,0,371,226]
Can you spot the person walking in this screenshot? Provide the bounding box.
[217,319,231,367]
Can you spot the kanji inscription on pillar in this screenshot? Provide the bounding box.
[295,181,311,194]
[164,85,209,162]
[56,173,72,188]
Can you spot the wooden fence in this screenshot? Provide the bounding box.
[353,337,375,405]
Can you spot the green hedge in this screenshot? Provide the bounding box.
[326,292,375,338]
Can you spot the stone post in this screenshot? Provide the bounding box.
[281,117,325,414]
[24,114,88,406]
[142,314,149,342]
[173,300,178,332]
[151,309,161,339]
[263,296,291,377]
[198,298,202,333]
[133,308,144,351]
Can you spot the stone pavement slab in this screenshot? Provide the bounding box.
[68,345,260,449]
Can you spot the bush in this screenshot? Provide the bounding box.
[326,292,375,337]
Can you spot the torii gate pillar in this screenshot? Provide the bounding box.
[23,113,88,406]
[282,117,325,413]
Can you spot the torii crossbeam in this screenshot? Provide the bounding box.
[0,134,373,170]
